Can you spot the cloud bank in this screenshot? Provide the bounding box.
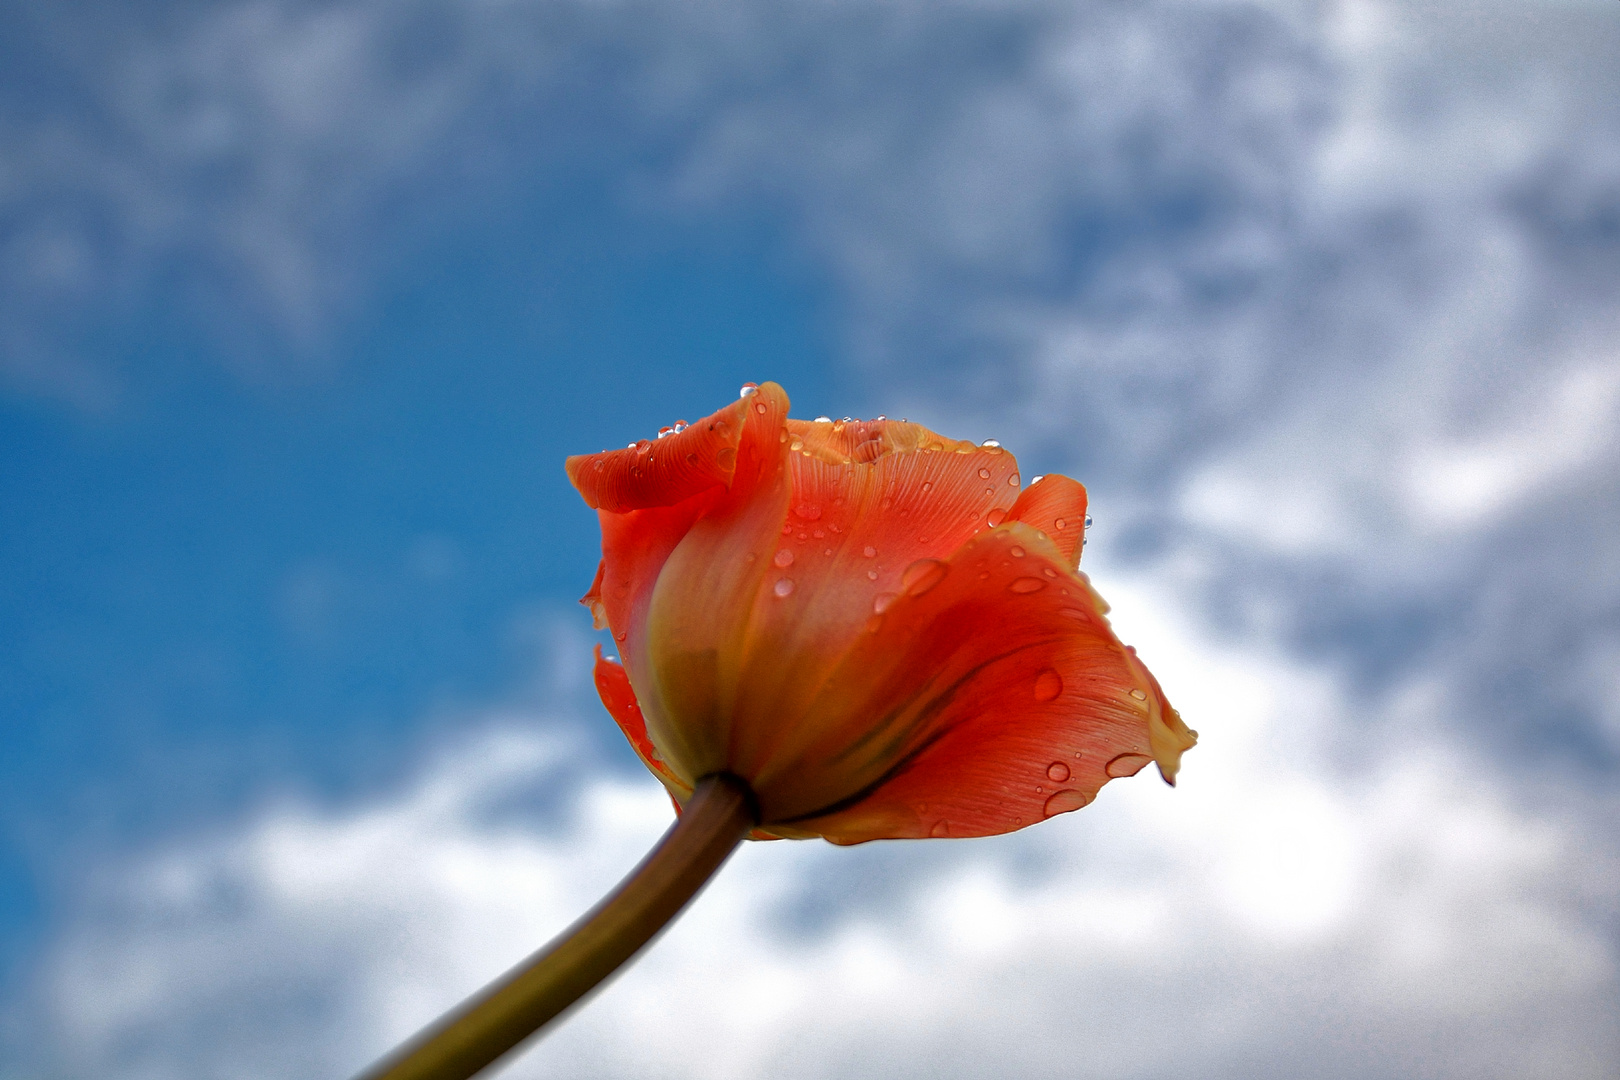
[15,580,1617,1078]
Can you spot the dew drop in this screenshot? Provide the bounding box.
[1054,518,1066,530]
[773,578,796,598]
[866,569,879,580]
[873,592,899,614]
[814,415,832,423]
[1035,785,1043,794]
[1105,753,1152,778]
[1009,545,1025,558]
[716,447,737,469]
[930,821,949,838]
[1059,607,1089,621]
[1030,475,1044,484]
[1043,567,1057,578]
[1009,473,1020,486]
[673,420,688,432]
[797,532,808,540]
[773,549,795,568]
[739,382,759,397]
[921,481,933,492]
[794,504,823,520]
[1084,514,1093,529]
[901,558,949,596]
[754,402,767,414]
[978,468,991,479]
[1046,761,1070,783]
[823,548,834,556]
[1034,669,1063,702]
[1043,789,1092,817]
[614,630,628,642]
[876,415,887,421]
[863,545,878,558]
[982,439,1001,448]
[1008,576,1046,594]
[1129,688,1148,701]
[789,436,804,451]
[986,507,1007,526]
[657,426,675,439]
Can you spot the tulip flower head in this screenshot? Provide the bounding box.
[568,382,1195,844]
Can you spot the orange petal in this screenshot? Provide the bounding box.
[593,645,691,799]
[636,383,795,780]
[751,523,1183,840]
[566,395,750,512]
[723,432,1025,791]
[1007,474,1088,569]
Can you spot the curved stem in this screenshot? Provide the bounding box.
[354,773,757,1080]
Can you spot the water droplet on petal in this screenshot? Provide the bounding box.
[658,426,675,439]
[1043,567,1057,578]
[1105,753,1152,778]
[1044,789,1092,817]
[794,504,822,520]
[814,415,832,423]
[1047,761,1071,782]
[773,549,795,568]
[873,592,899,614]
[673,420,688,432]
[1034,669,1063,701]
[982,439,1000,448]
[1054,518,1066,530]
[789,436,804,451]
[1059,607,1089,621]
[863,546,877,558]
[1129,688,1148,701]
[1009,545,1025,558]
[614,630,628,642]
[716,447,737,469]
[1009,473,1020,486]
[930,820,949,837]
[901,558,949,596]
[986,508,1007,526]
[1008,576,1046,594]
[1030,475,1044,484]
[978,468,991,479]
[773,578,795,598]
[921,481,933,492]
[866,569,879,580]
[754,402,767,414]
[739,383,759,397]
[1084,514,1093,528]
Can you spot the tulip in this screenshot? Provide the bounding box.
[574,380,1194,841]
[359,382,1193,1080]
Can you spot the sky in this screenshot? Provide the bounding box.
[2,0,1618,1076]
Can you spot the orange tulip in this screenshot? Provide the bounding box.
[359,382,1198,1080]
[568,381,1195,843]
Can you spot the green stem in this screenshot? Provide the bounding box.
[353,773,757,1080]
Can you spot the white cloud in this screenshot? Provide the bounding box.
[15,580,1617,1079]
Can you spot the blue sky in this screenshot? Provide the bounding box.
[3,1,1619,1077]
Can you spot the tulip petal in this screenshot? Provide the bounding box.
[593,645,692,798]
[638,383,796,780]
[754,523,1193,842]
[1006,473,1088,569]
[566,396,751,512]
[723,427,1026,793]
